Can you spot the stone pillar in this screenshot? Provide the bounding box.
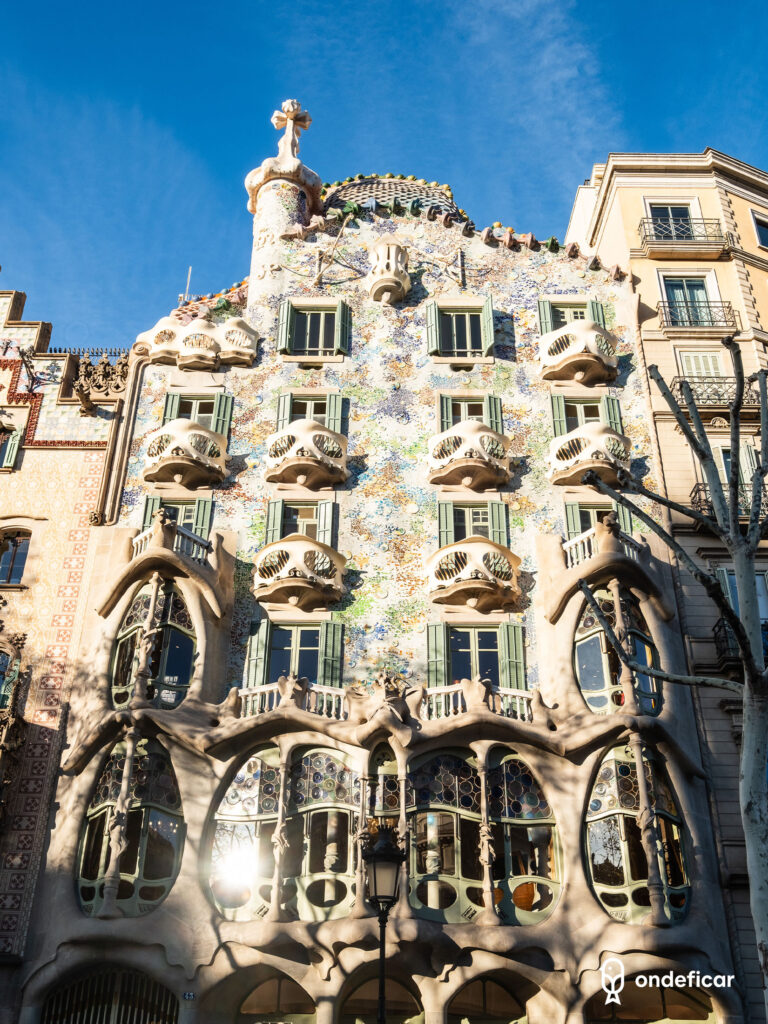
[629,732,668,927]
[607,576,640,714]
[266,757,290,921]
[477,761,500,925]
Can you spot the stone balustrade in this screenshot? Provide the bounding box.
[251,534,346,610]
[427,419,510,490]
[539,319,618,384]
[427,536,521,612]
[141,418,229,488]
[547,421,631,487]
[264,418,349,488]
[562,524,642,569]
[131,519,212,566]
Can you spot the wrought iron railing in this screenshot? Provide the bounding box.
[714,618,768,663]
[689,482,768,518]
[657,302,737,329]
[670,376,760,407]
[639,218,725,244]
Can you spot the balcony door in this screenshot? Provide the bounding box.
[679,350,722,379]
[664,277,708,325]
[650,204,693,240]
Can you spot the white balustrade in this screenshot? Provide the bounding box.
[427,419,510,489]
[142,418,229,487]
[264,418,349,487]
[238,682,347,720]
[131,522,211,565]
[421,683,533,721]
[547,421,631,486]
[539,320,618,383]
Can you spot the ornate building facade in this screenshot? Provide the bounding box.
[0,106,758,1023]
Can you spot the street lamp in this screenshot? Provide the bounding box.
[362,827,406,1024]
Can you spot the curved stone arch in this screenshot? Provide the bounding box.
[337,964,424,1024]
[194,949,322,1024]
[444,967,541,1023]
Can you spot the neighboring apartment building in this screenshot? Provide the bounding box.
[568,149,768,1022]
[2,111,755,1024]
[0,292,123,1022]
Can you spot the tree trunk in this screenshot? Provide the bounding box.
[739,684,768,1017]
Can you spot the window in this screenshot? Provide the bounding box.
[438,394,503,434]
[161,392,233,436]
[426,297,494,359]
[564,502,632,539]
[538,299,606,335]
[141,497,213,545]
[282,504,319,540]
[0,428,22,470]
[265,498,334,546]
[550,395,623,437]
[276,300,351,358]
[0,650,20,710]
[41,970,179,1024]
[679,350,723,378]
[428,622,526,690]
[663,277,709,325]
[649,203,693,240]
[438,500,507,546]
[753,214,768,249]
[77,738,184,917]
[716,568,768,657]
[290,396,327,425]
[0,531,30,585]
[268,626,321,685]
[586,745,688,923]
[275,392,343,433]
[574,586,660,715]
[111,582,196,710]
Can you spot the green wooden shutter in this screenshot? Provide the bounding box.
[193,498,213,539]
[715,568,733,608]
[212,393,233,437]
[334,300,351,354]
[439,394,453,432]
[277,300,295,354]
[489,501,507,546]
[318,621,344,688]
[142,496,161,531]
[426,302,441,355]
[246,618,272,688]
[427,623,448,688]
[739,444,760,486]
[438,502,454,548]
[483,395,503,434]
[614,501,633,535]
[162,393,181,424]
[265,500,284,544]
[481,296,495,355]
[499,623,527,690]
[587,300,607,328]
[600,396,624,433]
[276,393,292,430]
[538,300,554,335]
[317,501,334,547]
[326,393,343,433]
[1,430,22,469]
[550,394,567,436]
[564,503,582,539]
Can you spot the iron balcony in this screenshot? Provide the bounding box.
[657,301,738,329]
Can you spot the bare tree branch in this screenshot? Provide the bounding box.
[647,365,708,461]
[724,338,744,537]
[577,581,744,694]
[617,470,726,538]
[748,368,768,551]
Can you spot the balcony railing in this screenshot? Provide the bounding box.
[422,683,533,722]
[427,419,510,490]
[670,376,760,408]
[264,418,349,488]
[251,533,346,610]
[142,417,229,488]
[562,525,642,569]
[239,682,347,719]
[132,520,211,565]
[539,319,618,385]
[657,302,738,330]
[548,421,631,487]
[639,218,725,244]
[427,537,521,612]
[714,618,768,664]
[690,481,768,519]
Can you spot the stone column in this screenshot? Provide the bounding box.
[607,576,640,714]
[266,757,290,921]
[477,760,500,925]
[629,732,668,927]
[394,771,412,918]
[98,724,140,919]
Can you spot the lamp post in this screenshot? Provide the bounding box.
[362,827,406,1024]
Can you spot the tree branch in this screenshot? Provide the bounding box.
[647,365,708,461]
[748,368,768,551]
[576,581,743,694]
[724,338,744,537]
[617,470,726,538]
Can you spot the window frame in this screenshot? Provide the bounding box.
[427,296,495,364]
[750,209,768,250]
[277,299,351,363]
[0,530,31,587]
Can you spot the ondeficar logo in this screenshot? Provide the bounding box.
[601,958,625,1005]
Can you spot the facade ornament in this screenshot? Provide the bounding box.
[344,670,424,744]
[460,674,491,711]
[245,99,323,216]
[275,672,309,708]
[88,509,105,526]
[366,237,411,304]
[73,349,129,415]
[7,632,27,651]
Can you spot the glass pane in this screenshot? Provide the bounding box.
[144,810,179,880]
[81,811,107,880]
[439,312,454,355]
[118,808,143,876]
[283,505,300,535]
[112,632,138,705]
[195,400,215,430]
[322,312,335,352]
[454,314,467,354]
[453,506,468,542]
[296,506,318,539]
[476,630,500,690]
[588,817,625,885]
[296,627,320,685]
[459,817,482,881]
[468,506,489,538]
[469,314,482,352]
[178,398,195,420]
[293,311,308,353]
[157,630,194,708]
[659,816,686,888]
[583,404,601,423]
[575,635,606,691]
[310,398,326,425]
[564,402,580,432]
[448,628,472,685]
[625,816,649,882]
[308,811,327,873]
[291,398,309,421]
[307,312,321,353]
[757,219,768,248]
[269,627,293,679]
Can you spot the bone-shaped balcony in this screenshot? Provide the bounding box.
[138,316,258,368]
[251,534,347,610]
[427,537,521,612]
[539,319,618,384]
[141,418,229,488]
[427,420,510,491]
[547,421,631,488]
[264,419,349,489]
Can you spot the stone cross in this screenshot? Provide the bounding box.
[271,99,312,163]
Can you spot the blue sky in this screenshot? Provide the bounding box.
[2,0,768,350]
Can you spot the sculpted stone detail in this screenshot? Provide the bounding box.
[366,237,411,304]
[142,417,229,489]
[539,319,618,384]
[245,99,323,216]
[136,315,257,368]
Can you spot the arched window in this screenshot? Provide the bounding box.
[585,976,714,1022]
[284,748,360,921]
[209,747,281,920]
[77,738,184,916]
[111,582,195,709]
[575,587,660,715]
[41,968,178,1024]
[585,745,688,924]
[239,974,315,1022]
[0,649,20,710]
[0,530,30,585]
[486,751,560,923]
[447,975,532,1024]
[340,977,422,1024]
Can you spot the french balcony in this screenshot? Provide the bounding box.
[713,618,768,668]
[657,301,739,334]
[422,682,533,722]
[689,481,768,520]
[427,537,521,612]
[539,319,618,385]
[547,421,631,487]
[239,681,347,720]
[264,419,349,489]
[561,523,642,570]
[427,420,510,491]
[251,534,346,610]
[131,516,212,567]
[141,418,229,488]
[670,376,761,414]
[638,218,727,259]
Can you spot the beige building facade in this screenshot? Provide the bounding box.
[568,149,768,1022]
